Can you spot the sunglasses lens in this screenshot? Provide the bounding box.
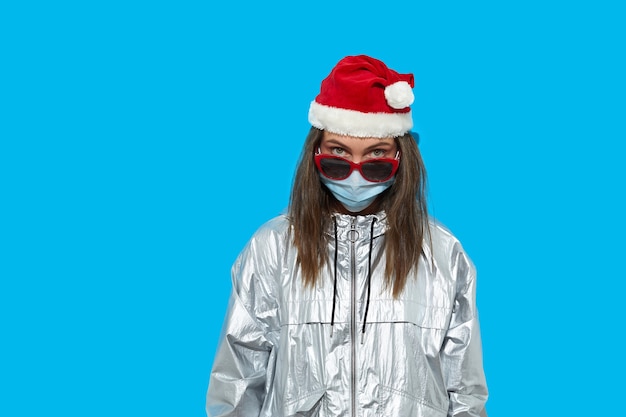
[361,161,394,181]
[319,158,351,179]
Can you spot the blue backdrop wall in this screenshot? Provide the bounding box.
[1,1,625,416]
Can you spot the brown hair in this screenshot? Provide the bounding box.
[288,127,430,298]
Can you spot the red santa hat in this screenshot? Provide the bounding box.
[308,55,415,138]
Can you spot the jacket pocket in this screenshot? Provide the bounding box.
[283,389,325,417]
[364,298,451,330]
[379,385,447,417]
[363,301,452,413]
[276,318,329,413]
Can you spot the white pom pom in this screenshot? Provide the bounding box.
[384,81,414,109]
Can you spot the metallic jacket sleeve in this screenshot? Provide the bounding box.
[206,226,281,417]
[441,242,488,417]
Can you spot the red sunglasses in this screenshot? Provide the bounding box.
[314,150,400,182]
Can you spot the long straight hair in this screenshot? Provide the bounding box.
[288,127,429,298]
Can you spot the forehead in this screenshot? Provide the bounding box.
[321,131,396,147]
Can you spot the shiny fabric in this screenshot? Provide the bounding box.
[207,212,488,417]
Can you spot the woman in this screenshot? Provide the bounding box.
[206,55,488,417]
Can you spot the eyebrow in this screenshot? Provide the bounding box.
[363,142,394,153]
[324,138,395,152]
[324,138,350,148]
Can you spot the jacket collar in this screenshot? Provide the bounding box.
[328,211,388,240]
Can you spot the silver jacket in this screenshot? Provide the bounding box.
[207,212,488,417]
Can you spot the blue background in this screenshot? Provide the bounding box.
[1,1,625,416]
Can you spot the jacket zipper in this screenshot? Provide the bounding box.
[350,217,357,417]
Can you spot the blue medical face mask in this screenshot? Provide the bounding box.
[320,170,395,212]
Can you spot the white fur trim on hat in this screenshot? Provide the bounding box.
[384,81,415,109]
[308,101,413,138]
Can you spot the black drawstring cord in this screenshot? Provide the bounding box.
[330,217,338,338]
[361,217,376,344]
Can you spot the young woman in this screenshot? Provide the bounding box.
[206,55,488,417]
